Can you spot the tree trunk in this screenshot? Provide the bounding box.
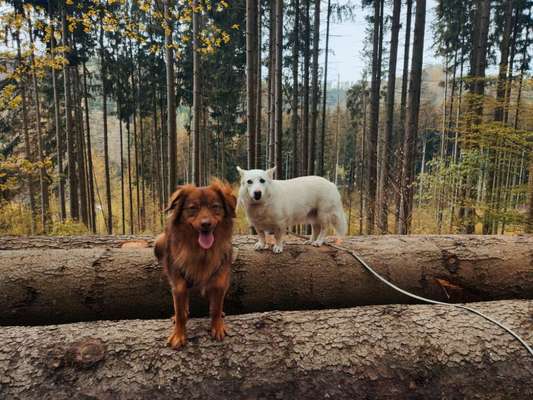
[398,0,426,235]
[163,0,177,192]
[48,5,66,223]
[301,0,310,175]
[483,0,513,234]
[255,0,263,168]
[526,161,533,233]
[267,0,275,167]
[100,25,113,234]
[62,9,79,222]
[82,63,96,233]
[274,0,283,178]
[1,301,532,399]
[15,30,36,235]
[2,234,533,325]
[118,100,126,235]
[366,0,383,234]
[27,15,49,233]
[72,65,89,228]
[246,0,258,169]
[308,0,321,176]
[291,0,300,178]
[377,0,401,234]
[394,0,412,231]
[192,0,201,185]
[318,0,332,177]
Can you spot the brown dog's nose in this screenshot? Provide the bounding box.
[201,220,212,231]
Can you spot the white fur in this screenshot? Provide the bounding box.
[237,167,347,253]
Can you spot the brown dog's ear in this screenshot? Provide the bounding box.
[165,185,193,218]
[211,179,237,218]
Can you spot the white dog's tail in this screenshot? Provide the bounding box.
[332,209,348,237]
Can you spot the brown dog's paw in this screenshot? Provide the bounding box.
[167,330,187,349]
[210,319,227,341]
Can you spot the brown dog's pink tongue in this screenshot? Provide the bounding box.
[198,232,214,249]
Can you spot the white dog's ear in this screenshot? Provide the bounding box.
[266,166,276,179]
[236,166,245,178]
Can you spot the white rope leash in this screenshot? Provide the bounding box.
[292,234,533,358]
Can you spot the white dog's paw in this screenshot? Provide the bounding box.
[304,239,313,245]
[311,240,324,247]
[254,241,269,251]
[272,244,284,254]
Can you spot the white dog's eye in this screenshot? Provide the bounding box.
[247,179,253,184]
[259,178,265,183]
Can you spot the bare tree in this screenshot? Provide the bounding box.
[99,23,112,234]
[246,0,258,169]
[291,0,300,178]
[318,0,332,177]
[192,0,201,185]
[274,0,283,177]
[398,0,426,234]
[301,0,311,175]
[163,0,177,193]
[309,0,321,175]
[394,0,412,231]
[367,0,384,234]
[377,0,401,233]
[62,8,79,221]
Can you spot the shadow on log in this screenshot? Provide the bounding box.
[1,235,533,325]
[0,300,532,399]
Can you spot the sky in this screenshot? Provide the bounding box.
[326,0,441,85]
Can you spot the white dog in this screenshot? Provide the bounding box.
[237,166,347,253]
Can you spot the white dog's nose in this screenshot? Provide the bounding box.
[253,191,262,201]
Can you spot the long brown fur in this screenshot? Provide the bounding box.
[155,179,236,349]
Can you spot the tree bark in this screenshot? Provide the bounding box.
[394,0,412,232]
[82,63,96,233]
[367,0,383,234]
[1,301,532,399]
[398,0,426,234]
[526,160,533,233]
[255,0,262,168]
[2,235,533,325]
[318,0,332,177]
[100,24,113,234]
[274,0,283,178]
[246,0,258,169]
[62,8,79,222]
[15,30,37,235]
[377,0,401,234]
[301,0,311,175]
[27,14,50,232]
[291,0,300,178]
[308,0,321,176]
[192,0,201,185]
[164,0,177,192]
[48,3,66,223]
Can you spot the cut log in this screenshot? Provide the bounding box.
[0,300,532,399]
[0,235,154,250]
[1,235,533,325]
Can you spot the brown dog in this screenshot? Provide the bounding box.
[155,179,236,349]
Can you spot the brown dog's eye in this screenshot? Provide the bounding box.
[185,206,199,215]
[211,204,223,213]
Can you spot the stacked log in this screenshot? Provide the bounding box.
[1,235,532,399]
[1,235,532,324]
[0,301,531,399]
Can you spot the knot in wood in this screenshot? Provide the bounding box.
[66,338,106,369]
[443,252,460,273]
